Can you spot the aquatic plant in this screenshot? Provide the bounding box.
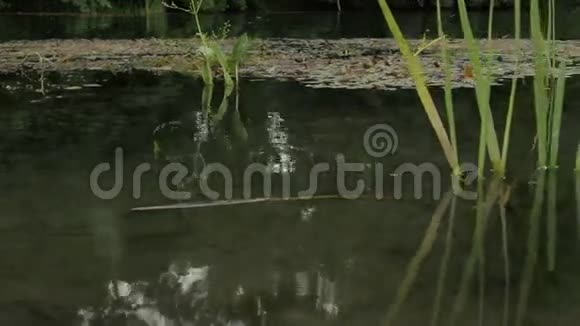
[163,1,251,88]
[379,0,567,180]
[230,33,251,87]
[435,0,458,172]
[163,0,215,85]
[377,0,459,175]
[378,0,571,324]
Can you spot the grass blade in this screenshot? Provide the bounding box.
[500,0,522,171]
[530,0,550,167]
[209,40,234,87]
[435,0,459,169]
[231,33,251,69]
[377,0,458,172]
[548,61,567,168]
[488,0,495,41]
[456,0,502,171]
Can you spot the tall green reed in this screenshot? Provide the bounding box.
[162,0,251,88]
[500,0,521,172]
[436,0,458,171]
[379,0,566,179]
[455,0,503,173]
[377,0,459,174]
[163,0,214,85]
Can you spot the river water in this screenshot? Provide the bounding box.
[0,12,580,326]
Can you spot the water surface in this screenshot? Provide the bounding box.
[0,70,579,325]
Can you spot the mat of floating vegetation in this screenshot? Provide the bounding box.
[1,38,580,90]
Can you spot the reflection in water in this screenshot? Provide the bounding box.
[384,190,453,326]
[515,171,547,326]
[1,71,579,325]
[448,178,503,326]
[77,262,340,326]
[430,194,457,326]
[266,112,295,174]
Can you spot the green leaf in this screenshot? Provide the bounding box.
[209,40,233,87]
[232,33,251,67]
[377,0,458,172]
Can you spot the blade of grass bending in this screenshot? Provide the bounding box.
[435,0,459,170]
[430,195,457,326]
[209,40,233,87]
[456,0,502,172]
[548,61,566,168]
[478,100,488,179]
[378,0,458,171]
[530,0,549,167]
[545,63,565,271]
[500,0,522,171]
[515,171,546,326]
[231,33,251,86]
[231,33,251,70]
[501,79,518,171]
[384,191,453,326]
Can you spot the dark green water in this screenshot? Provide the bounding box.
[1,11,580,325]
[0,69,579,325]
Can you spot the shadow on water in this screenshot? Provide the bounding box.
[0,70,579,325]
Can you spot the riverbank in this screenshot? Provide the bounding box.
[2,38,580,90]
